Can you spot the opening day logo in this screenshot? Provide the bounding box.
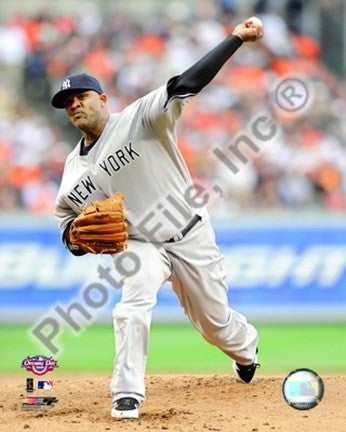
[21,355,58,376]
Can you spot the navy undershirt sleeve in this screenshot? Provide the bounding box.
[167,35,243,98]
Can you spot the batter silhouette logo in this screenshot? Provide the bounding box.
[38,380,54,390]
[21,355,58,376]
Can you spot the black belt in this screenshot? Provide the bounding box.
[166,214,202,243]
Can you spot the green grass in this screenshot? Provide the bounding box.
[1,323,345,373]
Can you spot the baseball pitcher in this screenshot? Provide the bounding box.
[52,17,264,420]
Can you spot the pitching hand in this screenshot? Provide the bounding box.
[232,17,264,42]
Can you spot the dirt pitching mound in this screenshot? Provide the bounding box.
[1,373,345,432]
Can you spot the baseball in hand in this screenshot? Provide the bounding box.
[246,16,263,28]
[233,16,264,42]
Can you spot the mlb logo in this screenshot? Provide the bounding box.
[37,380,53,390]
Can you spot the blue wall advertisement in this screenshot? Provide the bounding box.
[0,220,345,322]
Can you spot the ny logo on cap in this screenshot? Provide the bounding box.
[61,79,71,90]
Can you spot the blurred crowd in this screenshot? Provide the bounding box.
[0,0,345,214]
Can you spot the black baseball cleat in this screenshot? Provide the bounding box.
[111,397,139,420]
[233,349,260,383]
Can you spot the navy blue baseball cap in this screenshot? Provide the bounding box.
[51,73,104,108]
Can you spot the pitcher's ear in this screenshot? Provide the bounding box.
[100,93,108,106]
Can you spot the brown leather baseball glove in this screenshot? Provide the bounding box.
[69,193,128,254]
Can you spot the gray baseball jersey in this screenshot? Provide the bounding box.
[55,85,206,243]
